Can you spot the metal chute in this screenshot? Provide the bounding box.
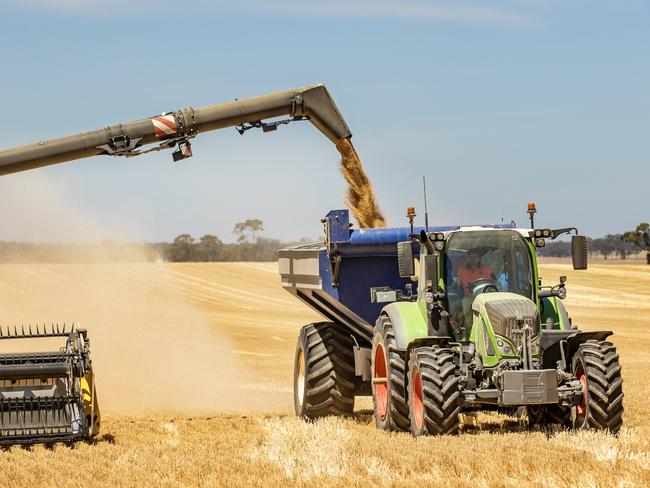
[0,83,352,175]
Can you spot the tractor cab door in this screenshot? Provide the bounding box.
[444,230,534,340]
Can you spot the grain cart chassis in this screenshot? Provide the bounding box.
[281,209,624,435]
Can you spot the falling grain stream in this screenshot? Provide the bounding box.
[336,138,386,229]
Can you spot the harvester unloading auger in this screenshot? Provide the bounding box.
[0,83,378,444]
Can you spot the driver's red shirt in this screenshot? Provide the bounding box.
[458,265,493,296]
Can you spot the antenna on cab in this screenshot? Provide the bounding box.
[423,175,429,232]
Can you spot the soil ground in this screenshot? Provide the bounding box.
[0,260,648,487]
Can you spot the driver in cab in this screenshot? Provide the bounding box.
[458,248,494,297]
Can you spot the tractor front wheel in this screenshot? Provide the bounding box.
[294,322,356,419]
[371,315,410,431]
[407,346,461,436]
[571,340,624,433]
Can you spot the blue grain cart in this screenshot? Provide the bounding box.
[280,208,624,436]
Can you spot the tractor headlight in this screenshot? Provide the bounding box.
[530,339,540,356]
[557,286,567,300]
[495,337,513,355]
[434,241,445,251]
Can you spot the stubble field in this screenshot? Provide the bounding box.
[0,260,648,487]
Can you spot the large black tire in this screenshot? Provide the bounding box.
[294,322,356,418]
[407,346,461,436]
[571,340,624,433]
[371,315,410,431]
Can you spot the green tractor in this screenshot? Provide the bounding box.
[373,212,624,435]
[283,206,624,436]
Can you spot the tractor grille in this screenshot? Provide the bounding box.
[485,299,540,340]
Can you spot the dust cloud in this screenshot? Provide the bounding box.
[336,138,386,228]
[0,174,287,414]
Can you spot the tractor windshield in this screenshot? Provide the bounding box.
[444,230,534,336]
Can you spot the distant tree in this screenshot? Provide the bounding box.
[169,234,195,262]
[595,235,619,260]
[539,240,571,258]
[197,234,223,262]
[621,223,650,265]
[233,219,264,244]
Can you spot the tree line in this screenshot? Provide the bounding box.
[0,220,647,264]
[538,223,650,264]
[158,219,310,262]
[0,219,311,263]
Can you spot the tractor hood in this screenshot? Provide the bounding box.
[473,293,540,340]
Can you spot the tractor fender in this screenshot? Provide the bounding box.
[565,330,613,356]
[405,336,453,365]
[541,329,613,370]
[379,302,428,349]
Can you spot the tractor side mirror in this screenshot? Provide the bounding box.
[397,241,415,278]
[571,235,588,270]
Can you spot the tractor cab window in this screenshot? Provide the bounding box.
[444,230,533,338]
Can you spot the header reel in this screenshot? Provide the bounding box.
[0,324,100,445]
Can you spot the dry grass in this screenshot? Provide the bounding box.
[0,260,649,487]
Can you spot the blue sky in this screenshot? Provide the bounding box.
[0,0,647,243]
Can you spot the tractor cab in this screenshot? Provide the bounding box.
[443,229,535,341]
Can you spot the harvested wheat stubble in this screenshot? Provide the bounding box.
[336,138,386,229]
[0,261,649,488]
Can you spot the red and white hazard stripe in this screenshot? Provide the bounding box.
[152,115,177,137]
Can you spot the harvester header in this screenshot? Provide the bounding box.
[0,324,99,444]
[0,83,351,175]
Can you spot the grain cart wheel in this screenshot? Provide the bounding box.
[571,340,624,433]
[294,322,356,419]
[407,346,461,436]
[371,315,410,431]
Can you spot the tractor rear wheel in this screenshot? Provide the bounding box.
[371,315,410,431]
[407,346,461,436]
[571,340,624,433]
[294,322,356,419]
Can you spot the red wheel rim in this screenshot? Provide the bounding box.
[374,343,388,420]
[412,369,424,430]
[576,364,588,425]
